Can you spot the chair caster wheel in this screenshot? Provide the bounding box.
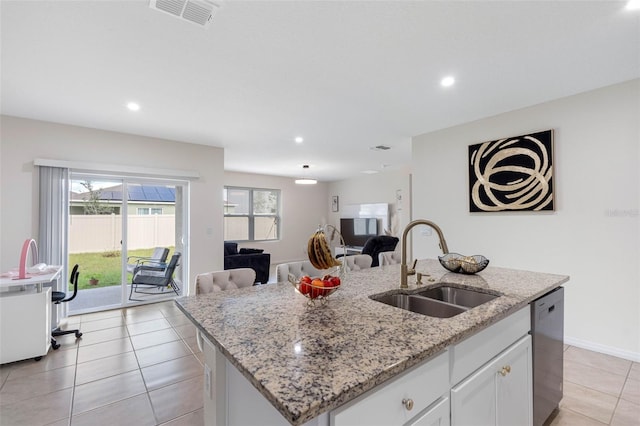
[34,356,42,361]
[76,332,83,338]
[52,342,60,350]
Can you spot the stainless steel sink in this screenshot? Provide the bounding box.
[371,286,499,318]
[372,294,467,318]
[416,286,498,308]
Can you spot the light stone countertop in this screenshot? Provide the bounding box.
[175,259,569,425]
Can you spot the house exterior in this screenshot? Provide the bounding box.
[70,184,176,215]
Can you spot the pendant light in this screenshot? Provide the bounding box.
[295,165,317,185]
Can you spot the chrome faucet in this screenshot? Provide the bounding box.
[400,219,449,288]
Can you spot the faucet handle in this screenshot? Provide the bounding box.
[407,259,418,275]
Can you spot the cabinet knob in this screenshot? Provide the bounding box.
[499,365,512,376]
[402,398,414,411]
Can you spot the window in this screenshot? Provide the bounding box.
[224,187,280,241]
[137,207,163,215]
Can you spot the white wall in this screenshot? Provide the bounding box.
[411,79,640,360]
[327,168,412,239]
[0,116,225,295]
[224,171,329,265]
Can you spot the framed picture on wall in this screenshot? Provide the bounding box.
[332,195,339,212]
[468,129,554,212]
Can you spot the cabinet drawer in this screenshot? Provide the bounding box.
[451,306,530,384]
[332,350,449,426]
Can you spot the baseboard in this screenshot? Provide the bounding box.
[565,336,640,362]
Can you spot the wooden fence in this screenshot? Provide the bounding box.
[69,214,175,253]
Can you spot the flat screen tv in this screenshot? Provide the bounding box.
[340,218,378,247]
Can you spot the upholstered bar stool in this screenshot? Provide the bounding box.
[379,251,402,266]
[195,268,256,294]
[343,254,373,271]
[275,261,324,283]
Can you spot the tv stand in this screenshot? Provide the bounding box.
[335,246,363,256]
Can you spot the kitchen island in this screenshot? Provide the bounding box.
[175,259,568,426]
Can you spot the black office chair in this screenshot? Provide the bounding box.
[51,264,82,350]
[129,252,181,301]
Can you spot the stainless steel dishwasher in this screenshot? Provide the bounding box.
[530,286,564,426]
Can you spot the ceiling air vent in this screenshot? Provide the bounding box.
[370,145,391,151]
[150,0,219,28]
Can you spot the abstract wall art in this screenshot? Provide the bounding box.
[468,129,554,212]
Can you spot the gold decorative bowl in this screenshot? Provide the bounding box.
[438,253,489,274]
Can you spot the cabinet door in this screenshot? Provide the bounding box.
[451,336,531,426]
[409,396,450,426]
[496,336,532,426]
[450,359,497,426]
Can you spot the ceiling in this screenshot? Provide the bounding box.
[1,1,638,182]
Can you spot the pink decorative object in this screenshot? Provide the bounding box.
[17,238,38,280]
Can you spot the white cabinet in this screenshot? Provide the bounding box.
[331,350,449,426]
[409,396,450,426]
[199,306,532,426]
[0,288,51,363]
[450,335,532,426]
[201,334,328,426]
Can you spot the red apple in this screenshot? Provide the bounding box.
[298,276,312,295]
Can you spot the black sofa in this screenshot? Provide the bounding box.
[223,242,271,284]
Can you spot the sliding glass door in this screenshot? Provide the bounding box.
[124,181,186,304]
[67,174,188,314]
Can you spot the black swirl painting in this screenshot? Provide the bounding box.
[468,130,554,212]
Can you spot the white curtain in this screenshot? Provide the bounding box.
[38,166,69,321]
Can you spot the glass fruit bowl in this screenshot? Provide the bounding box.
[438,253,489,274]
[289,272,342,305]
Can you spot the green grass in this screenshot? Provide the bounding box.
[68,247,175,290]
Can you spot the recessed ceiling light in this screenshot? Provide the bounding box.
[626,0,640,10]
[127,102,140,111]
[361,170,379,174]
[295,137,304,143]
[441,76,455,87]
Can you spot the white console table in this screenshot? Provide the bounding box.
[0,267,61,363]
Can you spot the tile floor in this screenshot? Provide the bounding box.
[0,301,204,426]
[0,300,638,426]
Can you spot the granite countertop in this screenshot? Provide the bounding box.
[175,259,569,425]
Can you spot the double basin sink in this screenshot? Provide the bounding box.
[371,286,499,318]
